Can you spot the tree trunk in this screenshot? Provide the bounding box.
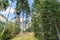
[2,2,12,35]
[54,19,60,40]
[21,11,24,34]
[41,24,45,40]
[2,13,9,35]
[16,12,20,28]
[1,0,3,10]
[12,17,17,35]
[26,14,28,31]
[2,7,11,35]
[40,13,45,40]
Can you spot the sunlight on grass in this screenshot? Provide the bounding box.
[11,32,38,40]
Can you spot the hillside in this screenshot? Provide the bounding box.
[0,14,6,23]
[0,21,5,32]
[0,14,6,33]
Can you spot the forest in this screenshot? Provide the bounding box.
[0,0,60,40]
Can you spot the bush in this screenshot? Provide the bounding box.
[0,22,20,40]
[1,30,12,40]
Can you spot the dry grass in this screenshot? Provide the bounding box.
[11,32,38,40]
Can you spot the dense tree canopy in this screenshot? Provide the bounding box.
[32,0,60,40]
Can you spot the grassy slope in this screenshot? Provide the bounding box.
[11,32,38,40]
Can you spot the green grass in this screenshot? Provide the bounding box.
[11,32,38,40]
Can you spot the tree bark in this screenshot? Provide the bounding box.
[12,16,17,35]
[2,6,11,35]
[54,19,60,40]
[21,11,24,34]
[41,25,45,40]
[2,1,12,35]
[16,12,20,28]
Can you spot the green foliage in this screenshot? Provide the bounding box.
[32,0,60,40]
[0,0,8,10]
[0,21,5,32]
[31,12,42,40]
[1,29,12,40]
[0,22,20,40]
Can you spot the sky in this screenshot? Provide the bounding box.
[0,0,34,21]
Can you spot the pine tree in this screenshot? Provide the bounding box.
[32,0,60,40]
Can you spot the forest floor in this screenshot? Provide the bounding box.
[11,32,38,40]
